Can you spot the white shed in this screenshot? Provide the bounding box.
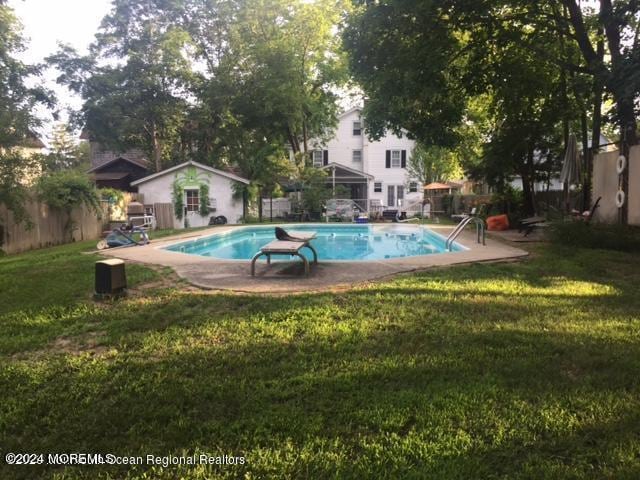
[131,161,250,228]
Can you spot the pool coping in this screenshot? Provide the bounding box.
[100,223,529,293]
[159,223,467,262]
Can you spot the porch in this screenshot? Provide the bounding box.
[321,163,373,212]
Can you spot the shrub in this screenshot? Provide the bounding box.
[36,171,101,239]
[550,221,640,252]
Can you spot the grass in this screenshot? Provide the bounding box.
[1,236,639,479]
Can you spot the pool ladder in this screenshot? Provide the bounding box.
[446,216,486,251]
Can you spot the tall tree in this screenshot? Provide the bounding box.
[407,144,462,187]
[223,0,348,158]
[343,0,467,146]
[48,0,197,171]
[0,2,52,225]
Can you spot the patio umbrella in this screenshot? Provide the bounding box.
[560,133,582,212]
[560,133,581,185]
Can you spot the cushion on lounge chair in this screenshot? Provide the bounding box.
[275,227,316,242]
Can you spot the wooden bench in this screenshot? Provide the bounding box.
[251,233,318,276]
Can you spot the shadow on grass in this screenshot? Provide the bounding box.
[1,245,640,478]
[1,323,640,479]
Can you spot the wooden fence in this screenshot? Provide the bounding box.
[153,203,174,229]
[0,199,108,255]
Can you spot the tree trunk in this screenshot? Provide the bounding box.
[586,61,604,210]
[302,120,309,156]
[242,188,248,219]
[152,123,162,172]
[520,147,536,216]
[580,108,589,211]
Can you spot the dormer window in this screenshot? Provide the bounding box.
[353,121,362,136]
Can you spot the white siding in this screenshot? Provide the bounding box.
[314,109,423,208]
[137,165,244,228]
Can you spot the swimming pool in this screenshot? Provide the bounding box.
[163,224,465,261]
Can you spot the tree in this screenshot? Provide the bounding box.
[43,123,79,171]
[36,171,100,240]
[48,0,197,171]
[0,2,52,225]
[0,3,52,149]
[0,151,41,226]
[222,0,348,158]
[408,144,462,188]
[343,1,467,146]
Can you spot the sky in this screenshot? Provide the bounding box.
[9,0,113,145]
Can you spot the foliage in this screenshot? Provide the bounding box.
[2,241,640,478]
[172,181,184,221]
[343,1,466,145]
[408,143,463,186]
[490,185,526,219]
[41,123,85,172]
[550,221,640,252]
[99,187,124,205]
[300,167,330,217]
[0,151,41,227]
[48,1,196,171]
[221,0,348,156]
[199,183,209,216]
[0,3,51,225]
[0,3,52,150]
[36,171,100,216]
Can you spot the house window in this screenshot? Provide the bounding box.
[409,182,418,193]
[312,150,323,167]
[185,188,199,212]
[374,182,382,193]
[353,121,362,136]
[352,150,362,162]
[391,150,401,168]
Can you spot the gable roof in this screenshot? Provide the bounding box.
[21,131,46,149]
[131,160,251,186]
[338,107,362,119]
[87,156,150,173]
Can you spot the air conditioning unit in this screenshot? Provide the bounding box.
[95,258,127,297]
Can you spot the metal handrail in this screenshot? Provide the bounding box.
[446,215,486,251]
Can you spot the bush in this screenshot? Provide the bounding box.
[36,171,101,239]
[550,221,640,252]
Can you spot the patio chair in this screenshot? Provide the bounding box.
[571,196,601,224]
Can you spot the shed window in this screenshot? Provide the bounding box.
[185,189,199,212]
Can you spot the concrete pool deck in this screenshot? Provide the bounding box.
[101,224,529,293]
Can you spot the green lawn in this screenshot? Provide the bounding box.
[1,238,639,479]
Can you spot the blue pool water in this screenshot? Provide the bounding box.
[164,224,464,261]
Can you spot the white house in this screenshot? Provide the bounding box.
[131,161,250,228]
[309,107,421,211]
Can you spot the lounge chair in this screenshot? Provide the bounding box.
[452,207,477,222]
[516,215,549,237]
[571,196,601,224]
[251,227,318,276]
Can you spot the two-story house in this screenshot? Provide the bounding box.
[310,107,422,212]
